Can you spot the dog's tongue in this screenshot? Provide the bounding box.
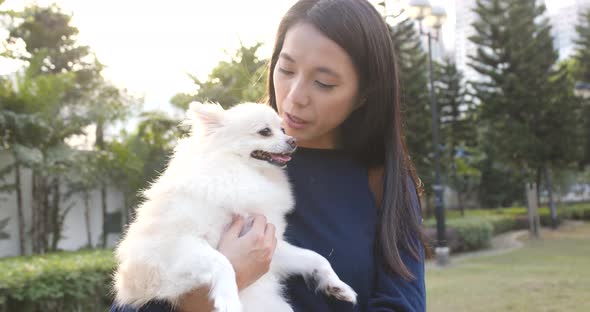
[270,153,292,163]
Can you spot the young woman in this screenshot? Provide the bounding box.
[112,0,429,311]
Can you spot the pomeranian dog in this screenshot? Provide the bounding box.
[113,102,357,312]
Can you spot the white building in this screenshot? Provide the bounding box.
[454,0,480,82]
[454,0,590,82]
[546,0,590,60]
[0,149,124,257]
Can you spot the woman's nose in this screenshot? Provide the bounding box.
[288,78,310,107]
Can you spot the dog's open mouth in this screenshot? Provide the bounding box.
[251,150,293,167]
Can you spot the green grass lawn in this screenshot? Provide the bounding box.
[426,222,590,312]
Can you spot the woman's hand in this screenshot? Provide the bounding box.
[178,215,277,312]
[218,214,278,290]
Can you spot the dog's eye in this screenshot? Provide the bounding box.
[281,127,285,134]
[258,128,272,137]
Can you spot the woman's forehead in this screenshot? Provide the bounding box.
[281,23,356,74]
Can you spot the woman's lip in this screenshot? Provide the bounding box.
[285,113,308,129]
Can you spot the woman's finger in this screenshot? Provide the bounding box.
[223,215,245,239]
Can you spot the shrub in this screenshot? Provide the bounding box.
[0,249,115,312]
[424,217,494,253]
[424,202,590,254]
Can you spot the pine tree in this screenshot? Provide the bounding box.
[388,18,432,193]
[435,60,480,215]
[469,0,583,221]
[574,9,590,169]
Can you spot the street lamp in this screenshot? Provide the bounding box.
[407,0,450,266]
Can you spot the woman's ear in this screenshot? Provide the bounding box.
[354,96,367,110]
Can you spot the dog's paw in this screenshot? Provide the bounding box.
[212,295,242,312]
[318,275,358,304]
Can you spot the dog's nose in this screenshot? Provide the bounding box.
[287,138,297,149]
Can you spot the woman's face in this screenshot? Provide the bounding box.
[273,22,360,149]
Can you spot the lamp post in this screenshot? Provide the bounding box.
[407,0,449,266]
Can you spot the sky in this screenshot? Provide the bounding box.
[0,0,454,112]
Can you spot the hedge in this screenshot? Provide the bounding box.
[0,249,115,312]
[1,204,588,311]
[424,202,590,253]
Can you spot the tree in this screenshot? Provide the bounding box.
[435,60,480,214]
[103,111,181,224]
[171,42,268,110]
[3,4,94,76]
[0,53,83,253]
[574,9,590,84]
[469,0,583,223]
[388,18,433,214]
[1,2,138,252]
[83,79,138,247]
[574,9,590,169]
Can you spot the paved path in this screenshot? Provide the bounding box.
[426,220,586,269]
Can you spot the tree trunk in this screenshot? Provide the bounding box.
[14,162,25,256]
[84,191,92,248]
[121,193,128,227]
[101,183,107,248]
[31,171,40,254]
[535,166,542,207]
[41,175,50,253]
[96,120,108,248]
[457,191,465,217]
[50,178,61,251]
[423,193,433,219]
[31,171,50,254]
[543,163,558,229]
[451,158,464,217]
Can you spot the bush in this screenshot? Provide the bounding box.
[425,217,494,252]
[424,202,590,254]
[559,203,590,220]
[0,249,115,312]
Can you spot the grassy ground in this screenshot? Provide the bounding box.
[425,221,590,312]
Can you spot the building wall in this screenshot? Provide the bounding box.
[454,0,590,82]
[546,0,590,60]
[0,150,123,258]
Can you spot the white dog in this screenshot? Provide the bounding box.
[113,102,357,312]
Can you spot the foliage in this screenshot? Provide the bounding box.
[574,8,590,84]
[388,18,433,187]
[468,0,583,176]
[425,202,590,252]
[573,9,590,169]
[0,249,114,312]
[3,4,94,75]
[171,42,268,110]
[434,60,482,212]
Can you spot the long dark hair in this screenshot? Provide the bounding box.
[268,0,430,280]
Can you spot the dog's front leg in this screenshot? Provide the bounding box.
[271,241,357,303]
[162,239,242,312]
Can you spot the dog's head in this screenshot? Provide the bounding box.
[185,101,297,168]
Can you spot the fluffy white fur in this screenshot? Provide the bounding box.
[113,102,357,312]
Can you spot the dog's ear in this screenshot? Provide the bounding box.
[185,101,225,135]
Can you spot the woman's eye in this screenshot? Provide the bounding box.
[316,81,336,89]
[278,68,294,75]
[258,128,272,137]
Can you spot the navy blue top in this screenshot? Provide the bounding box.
[111,147,426,312]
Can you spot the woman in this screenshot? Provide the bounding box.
[112,0,429,311]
